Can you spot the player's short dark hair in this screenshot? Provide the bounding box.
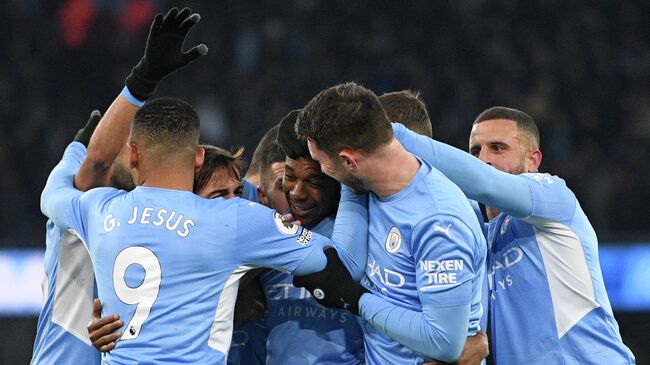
[296,82,392,156]
[378,90,432,137]
[247,124,281,177]
[277,109,309,160]
[194,144,244,194]
[474,106,540,148]
[260,140,286,190]
[130,97,200,161]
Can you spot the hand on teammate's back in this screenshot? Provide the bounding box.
[87,298,122,353]
[125,7,208,101]
[293,248,367,315]
[73,110,102,147]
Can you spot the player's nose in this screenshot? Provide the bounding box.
[290,181,308,200]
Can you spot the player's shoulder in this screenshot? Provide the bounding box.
[236,198,275,218]
[520,172,567,187]
[79,186,125,204]
[520,172,576,199]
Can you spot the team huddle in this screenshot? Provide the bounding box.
[32,7,636,365]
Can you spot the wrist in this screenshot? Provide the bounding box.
[120,86,146,107]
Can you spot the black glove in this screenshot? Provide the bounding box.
[293,247,368,315]
[74,110,102,147]
[125,7,208,101]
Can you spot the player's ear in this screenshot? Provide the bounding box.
[128,142,139,169]
[339,149,358,171]
[257,185,269,206]
[527,149,542,173]
[194,146,205,172]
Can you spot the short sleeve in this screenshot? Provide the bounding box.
[412,215,475,308]
[235,200,329,273]
[520,173,577,224]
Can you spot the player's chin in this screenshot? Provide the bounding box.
[290,206,317,227]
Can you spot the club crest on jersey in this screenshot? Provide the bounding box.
[385,226,402,253]
[274,212,299,235]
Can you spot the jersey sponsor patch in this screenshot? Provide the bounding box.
[385,226,401,253]
[297,229,312,247]
[273,212,299,235]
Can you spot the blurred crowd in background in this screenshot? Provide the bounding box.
[1,0,649,247]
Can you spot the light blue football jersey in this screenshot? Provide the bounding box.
[41,142,335,365]
[260,215,365,365]
[391,122,635,364]
[227,178,267,365]
[360,159,486,364]
[486,173,635,364]
[31,220,101,365]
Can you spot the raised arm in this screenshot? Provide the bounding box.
[41,141,87,231]
[392,122,533,218]
[74,7,208,191]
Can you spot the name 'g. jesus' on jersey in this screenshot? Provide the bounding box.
[40,142,337,365]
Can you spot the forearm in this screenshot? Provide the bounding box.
[74,91,139,191]
[393,123,533,218]
[331,185,368,281]
[42,142,86,228]
[360,294,469,363]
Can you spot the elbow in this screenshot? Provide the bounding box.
[442,337,465,363]
[83,150,114,174]
[40,186,52,218]
[422,329,465,363]
[427,336,464,363]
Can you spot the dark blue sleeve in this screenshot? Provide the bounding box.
[393,122,534,218]
[242,178,260,203]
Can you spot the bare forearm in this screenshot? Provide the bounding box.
[74,93,138,191]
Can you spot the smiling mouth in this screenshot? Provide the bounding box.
[290,202,316,216]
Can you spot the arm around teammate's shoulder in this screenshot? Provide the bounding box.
[392,122,533,218]
[233,199,329,275]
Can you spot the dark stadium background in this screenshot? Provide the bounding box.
[1,0,648,363]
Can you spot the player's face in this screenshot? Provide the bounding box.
[469,119,529,175]
[196,168,244,199]
[262,162,290,213]
[110,148,136,191]
[283,157,340,228]
[307,140,367,194]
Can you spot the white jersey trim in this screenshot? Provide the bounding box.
[208,265,255,355]
[51,230,96,345]
[530,219,599,338]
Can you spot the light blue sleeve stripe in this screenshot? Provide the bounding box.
[120,86,145,107]
[392,122,533,218]
[360,291,469,362]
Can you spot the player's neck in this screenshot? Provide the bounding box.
[366,138,420,199]
[486,207,500,220]
[137,165,194,192]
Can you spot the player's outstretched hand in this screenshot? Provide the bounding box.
[293,247,368,315]
[74,110,102,147]
[125,7,208,101]
[87,298,123,352]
